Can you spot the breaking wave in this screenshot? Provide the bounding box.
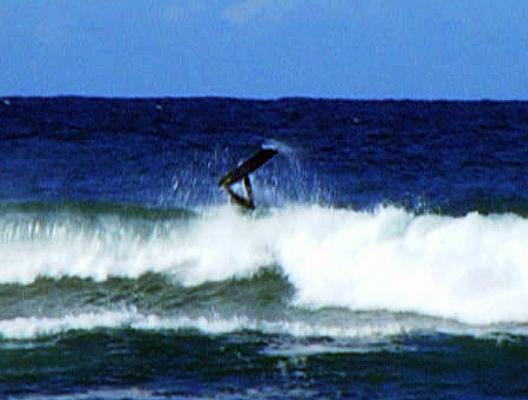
[1,202,528,325]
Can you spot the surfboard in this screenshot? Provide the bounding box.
[218,148,278,187]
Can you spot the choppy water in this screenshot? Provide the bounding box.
[1,97,528,399]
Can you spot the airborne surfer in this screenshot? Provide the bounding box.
[218,147,278,210]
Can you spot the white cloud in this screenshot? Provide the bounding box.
[223,0,266,25]
[163,1,208,25]
[162,0,392,28]
[223,0,299,26]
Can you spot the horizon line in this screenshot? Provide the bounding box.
[2,94,528,103]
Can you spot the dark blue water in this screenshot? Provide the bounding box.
[3,97,528,211]
[1,97,528,399]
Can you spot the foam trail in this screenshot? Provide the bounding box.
[1,205,528,324]
[2,308,525,343]
[0,308,491,341]
[0,309,397,340]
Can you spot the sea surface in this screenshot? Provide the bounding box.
[1,97,528,399]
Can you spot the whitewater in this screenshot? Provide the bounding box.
[1,204,527,326]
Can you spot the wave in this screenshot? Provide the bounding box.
[0,307,515,342]
[0,308,399,340]
[1,202,528,324]
[2,307,526,347]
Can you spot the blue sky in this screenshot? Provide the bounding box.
[1,0,527,99]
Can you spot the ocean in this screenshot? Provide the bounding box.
[1,97,528,399]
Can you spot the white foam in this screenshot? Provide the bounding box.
[0,310,132,340]
[0,308,436,341]
[271,207,528,324]
[2,205,528,324]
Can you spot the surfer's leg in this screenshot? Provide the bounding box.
[242,176,255,209]
[223,183,255,210]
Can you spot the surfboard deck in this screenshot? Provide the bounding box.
[218,148,278,187]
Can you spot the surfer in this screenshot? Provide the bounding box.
[218,147,278,210]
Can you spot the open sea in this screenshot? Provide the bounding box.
[1,97,528,399]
